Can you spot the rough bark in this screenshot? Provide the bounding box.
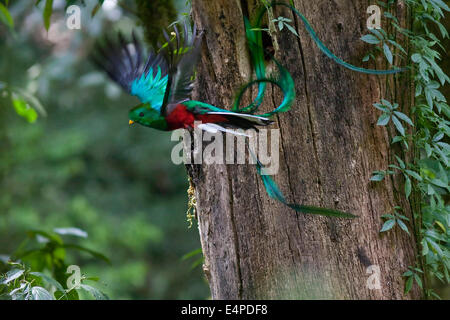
[188,0,421,299]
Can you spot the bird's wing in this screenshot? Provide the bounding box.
[91,32,169,111]
[160,21,203,116]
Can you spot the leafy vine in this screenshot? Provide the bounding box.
[263,0,449,298]
[362,0,449,298]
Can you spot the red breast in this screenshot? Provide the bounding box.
[166,104,229,130]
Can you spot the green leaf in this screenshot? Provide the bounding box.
[26,230,63,245]
[426,238,444,257]
[62,244,110,264]
[181,248,202,261]
[411,53,422,63]
[405,170,422,181]
[404,276,413,294]
[30,272,65,292]
[397,219,410,235]
[284,23,299,37]
[404,176,411,199]
[392,115,405,136]
[278,20,283,31]
[429,290,441,300]
[421,239,429,256]
[373,103,387,111]
[392,135,403,144]
[80,284,109,300]
[91,3,102,17]
[0,3,13,28]
[430,0,450,11]
[189,257,204,270]
[427,184,435,195]
[380,219,395,232]
[383,43,393,64]
[361,34,381,44]
[434,146,448,166]
[377,113,390,126]
[431,179,448,188]
[53,227,88,238]
[437,142,450,153]
[395,155,406,169]
[10,87,46,116]
[31,286,53,300]
[413,273,423,288]
[384,12,399,23]
[403,270,413,277]
[12,97,38,123]
[84,276,100,282]
[433,132,444,142]
[381,99,393,109]
[369,28,384,40]
[9,282,28,299]
[425,143,432,157]
[370,174,385,181]
[434,221,446,233]
[43,0,54,31]
[1,269,24,284]
[387,39,406,54]
[393,111,414,126]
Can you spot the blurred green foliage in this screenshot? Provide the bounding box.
[1,228,109,300]
[0,0,208,299]
[135,0,177,46]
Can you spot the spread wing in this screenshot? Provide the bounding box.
[91,31,169,111]
[91,21,203,115]
[160,22,203,116]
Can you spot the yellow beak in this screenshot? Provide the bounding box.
[129,120,135,125]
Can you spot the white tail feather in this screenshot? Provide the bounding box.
[197,123,250,136]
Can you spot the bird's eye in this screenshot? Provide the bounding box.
[139,112,144,117]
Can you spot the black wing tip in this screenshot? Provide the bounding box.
[91,30,148,92]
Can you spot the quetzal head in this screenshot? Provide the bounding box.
[128,103,168,130]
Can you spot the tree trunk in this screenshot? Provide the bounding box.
[189,0,421,299]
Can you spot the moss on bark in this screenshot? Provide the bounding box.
[135,0,178,47]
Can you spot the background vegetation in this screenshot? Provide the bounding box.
[0,0,208,299]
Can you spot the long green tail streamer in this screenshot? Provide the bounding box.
[232,18,267,114]
[261,2,408,75]
[247,143,356,218]
[231,2,407,218]
[234,1,408,116]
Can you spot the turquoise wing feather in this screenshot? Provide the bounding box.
[130,67,168,112]
[91,32,169,112]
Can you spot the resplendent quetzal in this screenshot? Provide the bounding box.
[91,2,406,219]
